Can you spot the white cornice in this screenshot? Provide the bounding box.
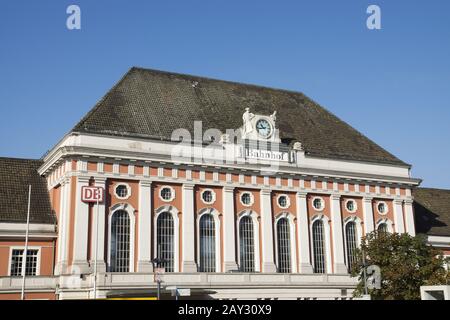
[39,133,421,187]
[427,235,450,248]
[0,223,57,238]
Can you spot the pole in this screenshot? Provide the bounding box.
[362,248,368,296]
[21,185,32,300]
[157,280,161,300]
[93,197,99,299]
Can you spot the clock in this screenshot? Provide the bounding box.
[255,119,272,138]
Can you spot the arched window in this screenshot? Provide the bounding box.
[156,212,175,272]
[199,214,216,272]
[312,220,326,274]
[377,222,388,233]
[110,210,130,272]
[239,216,255,272]
[345,221,358,272]
[276,218,291,273]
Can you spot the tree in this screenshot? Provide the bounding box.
[351,231,449,300]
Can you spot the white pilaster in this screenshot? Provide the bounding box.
[90,177,107,272]
[330,194,347,274]
[393,199,405,233]
[296,192,313,273]
[260,189,276,272]
[181,183,197,272]
[223,187,238,271]
[55,177,70,275]
[72,176,91,274]
[137,181,153,272]
[362,197,374,235]
[404,199,416,236]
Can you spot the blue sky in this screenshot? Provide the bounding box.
[0,1,449,188]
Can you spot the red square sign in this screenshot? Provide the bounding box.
[81,186,104,203]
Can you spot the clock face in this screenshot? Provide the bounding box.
[256,119,272,137]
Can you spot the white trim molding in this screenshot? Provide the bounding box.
[0,223,56,238]
[427,235,450,249]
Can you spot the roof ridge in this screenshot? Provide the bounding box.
[416,187,450,193]
[0,156,42,162]
[129,66,312,97]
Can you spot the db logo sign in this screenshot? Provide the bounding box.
[81,186,104,203]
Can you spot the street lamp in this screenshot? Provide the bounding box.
[151,257,167,300]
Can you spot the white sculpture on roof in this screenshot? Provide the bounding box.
[242,107,255,135]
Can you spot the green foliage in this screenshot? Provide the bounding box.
[351,231,449,300]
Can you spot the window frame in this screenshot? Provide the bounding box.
[345,199,358,213]
[196,208,221,273]
[200,189,216,205]
[159,185,176,202]
[274,213,297,273]
[8,246,41,277]
[236,210,260,272]
[343,216,363,273]
[107,203,136,273]
[312,197,325,211]
[239,191,254,207]
[276,194,291,209]
[376,201,389,215]
[114,182,132,200]
[309,214,332,274]
[153,205,180,272]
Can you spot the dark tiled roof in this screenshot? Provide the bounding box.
[413,188,450,237]
[72,67,407,166]
[0,158,55,224]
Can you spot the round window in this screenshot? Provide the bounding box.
[160,187,174,201]
[312,197,324,211]
[115,184,130,199]
[201,189,215,204]
[346,200,357,213]
[241,192,253,206]
[377,202,388,214]
[277,195,289,209]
